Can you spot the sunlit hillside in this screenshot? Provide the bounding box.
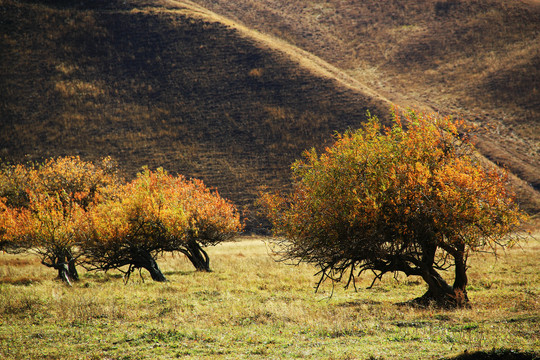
[190,0,540,217]
[1,0,539,226]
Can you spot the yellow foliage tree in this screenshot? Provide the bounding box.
[0,157,118,284]
[259,109,527,308]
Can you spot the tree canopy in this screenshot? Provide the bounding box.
[1,159,242,284]
[0,157,118,284]
[259,109,526,307]
[81,168,243,281]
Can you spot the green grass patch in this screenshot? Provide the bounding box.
[0,236,538,359]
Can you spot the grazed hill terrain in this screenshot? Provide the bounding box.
[0,0,393,228]
[191,0,540,184]
[1,0,539,227]
[191,0,540,215]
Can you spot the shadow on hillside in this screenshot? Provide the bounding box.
[0,0,391,233]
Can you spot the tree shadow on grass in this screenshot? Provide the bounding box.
[0,277,41,286]
[336,299,382,308]
[443,349,539,360]
[163,270,194,277]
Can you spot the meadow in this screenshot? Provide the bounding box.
[1,2,538,358]
[0,235,538,359]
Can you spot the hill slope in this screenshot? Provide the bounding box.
[1,0,539,226]
[189,0,540,216]
[0,0,393,228]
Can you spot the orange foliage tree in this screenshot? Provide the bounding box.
[0,157,118,284]
[259,109,526,308]
[80,168,242,282]
[0,163,33,253]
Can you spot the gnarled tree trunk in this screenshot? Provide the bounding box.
[182,240,211,272]
[413,260,470,308]
[56,263,73,286]
[44,250,79,286]
[133,251,167,282]
[451,250,470,306]
[67,253,79,282]
[409,242,470,308]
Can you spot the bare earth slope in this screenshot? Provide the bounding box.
[189,0,540,216]
[1,0,539,224]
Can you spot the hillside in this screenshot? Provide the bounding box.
[1,0,539,228]
[189,0,540,216]
[0,0,394,229]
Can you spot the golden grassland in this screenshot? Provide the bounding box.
[0,235,538,359]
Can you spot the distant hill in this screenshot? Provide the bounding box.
[1,0,539,228]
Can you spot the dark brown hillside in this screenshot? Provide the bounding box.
[190,0,540,216]
[0,0,391,229]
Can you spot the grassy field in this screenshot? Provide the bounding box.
[0,235,538,359]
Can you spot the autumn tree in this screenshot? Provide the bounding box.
[81,168,242,282]
[0,198,24,253]
[0,163,33,253]
[260,109,526,308]
[0,157,118,284]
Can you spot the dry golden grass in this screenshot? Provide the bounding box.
[0,234,538,359]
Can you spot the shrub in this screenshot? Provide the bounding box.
[0,156,118,284]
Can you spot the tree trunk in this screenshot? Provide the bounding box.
[183,241,211,272]
[451,250,469,306]
[48,252,77,286]
[405,241,470,308]
[413,267,469,308]
[416,287,469,308]
[67,253,79,282]
[56,263,73,286]
[134,252,167,282]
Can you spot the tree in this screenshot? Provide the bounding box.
[259,109,526,308]
[0,198,25,253]
[0,163,33,253]
[0,157,118,284]
[81,168,242,282]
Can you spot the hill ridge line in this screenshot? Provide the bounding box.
[166,0,540,217]
[165,0,393,107]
